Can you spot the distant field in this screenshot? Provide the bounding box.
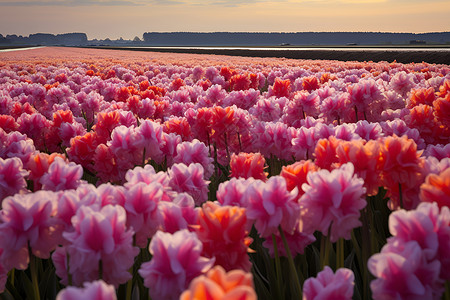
[84,45,450,65]
[0,45,449,300]
[1,45,449,64]
[0,45,34,50]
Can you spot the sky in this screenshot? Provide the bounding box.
[0,0,449,40]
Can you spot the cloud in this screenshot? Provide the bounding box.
[337,0,386,3]
[209,0,261,6]
[1,0,440,8]
[182,0,286,7]
[145,0,187,5]
[144,0,255,5]
[0,0,145,6]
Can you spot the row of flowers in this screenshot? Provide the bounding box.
[0,47,449,299]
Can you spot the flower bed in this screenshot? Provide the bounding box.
[0,47,449,299]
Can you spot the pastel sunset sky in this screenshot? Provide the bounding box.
[0,0,449,40]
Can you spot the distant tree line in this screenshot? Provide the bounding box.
[1,31,449,47]
[0,33,88,46]
[142,32,450,46]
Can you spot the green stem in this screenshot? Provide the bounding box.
[213,142,218,178]
[298,254,307,286]
[207,132,212,157]
[444,280,450,300]
[369,200,378,255]
[336,238,344,269]
[361,208,372,300]
[99,259,103,280]
[398,183,403,209]
[320,233,331,269]
[320,234,325,268]
[10,268,14,287]
[135,115,140,127]
[237,132,242,152]
[126,238,136,300]
[278,227,302,299]
[125,272,133,300]
[142,148,146,167]
[350,230,362,270]
[272,234,283,299]
[224,132,230,160]
[29,247,41,300]
[67,252,72,286]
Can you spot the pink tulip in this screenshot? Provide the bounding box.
[250,121,296,161]
[60,204,138,287]
[354,120,383,141]
[124,182,163,247]
[334,123,360,141]
[319,92,351,124]
[249,97,283,122]
[368,241,442,299]
[245,176,299,238]
[424,144,450,160]
[56,280,117,300]
[0,157,29,200]
[168,163,209,206]
[17,112,50,151]
[107,125,140,170]
[40,156,83,191]
[293,90,320,118]
[173,139,214,179]
[138,229,214,300]
[125,165,175,201]
[0,191,62,270]
[299,163,366,242]
[1,130,36,166]
[389,202,450,280]
[292,127,317,160]
[380,119,425,150]
[158,193,197,234]
[160,132,182,167]
[303,266,354,300]
[134,119,164,164]
[368,202,449,299]
[389,71,416,97]
[348,79,383,115]
[216,177,256,207]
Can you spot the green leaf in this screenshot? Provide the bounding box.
[19,271,35,300]
[3,280,23,300]
[252,268,272,300]
[38,261,58,299]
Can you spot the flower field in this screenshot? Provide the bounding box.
[0,47,449,299]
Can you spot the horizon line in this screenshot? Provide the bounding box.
[2,30,450,38]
